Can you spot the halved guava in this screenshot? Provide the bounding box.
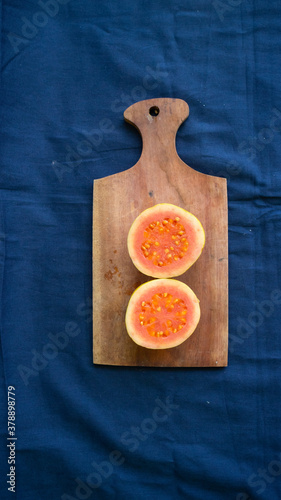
[127,204,205,278]
[125,279,200,349]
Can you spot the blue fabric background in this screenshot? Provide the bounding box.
[1,1,281,499]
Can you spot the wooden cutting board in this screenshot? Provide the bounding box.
[92,98,228,367]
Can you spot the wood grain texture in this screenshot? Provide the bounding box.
[93,98,228,367]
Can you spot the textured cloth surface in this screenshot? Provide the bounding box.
[1,1,281,499]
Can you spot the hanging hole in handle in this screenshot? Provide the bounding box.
[149,106,160,117]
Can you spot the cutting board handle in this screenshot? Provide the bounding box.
[124,98,189,163]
